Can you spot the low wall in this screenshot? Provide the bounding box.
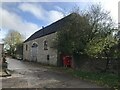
[73,55,118,74]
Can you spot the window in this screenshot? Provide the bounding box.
[47,55,50,60]
[44,40,48,50]
[26,45,28,51]
[32,43,38,48]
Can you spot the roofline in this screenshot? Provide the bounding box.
[24,13,79,43]
[23,30,56,43]
[24,16,65,43]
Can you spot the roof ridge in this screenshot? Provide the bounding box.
[24,13,80,43]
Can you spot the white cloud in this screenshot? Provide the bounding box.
[19,3,45,19]
[19,3,64,25]
[0,3,64,41]
[99,0,118,25]
[48,10,64,23]
[0,7,39,39]
[54,6,64,12]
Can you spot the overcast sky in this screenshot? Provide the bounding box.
[0,0,119,43]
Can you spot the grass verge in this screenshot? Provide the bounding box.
[51,67,119,89]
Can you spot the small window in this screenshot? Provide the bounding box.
[26,45,28,51]
[32,43,38,48]
[47,55,50,60]
[44,40,48,50]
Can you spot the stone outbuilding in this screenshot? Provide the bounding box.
[23,13,78,66]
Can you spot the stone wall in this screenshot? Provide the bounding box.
[23,33,58,66]
[73,55,118,74]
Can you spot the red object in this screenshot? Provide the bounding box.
[63,56,71,67]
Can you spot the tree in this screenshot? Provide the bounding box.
[85,33,117,58]
[83,4,117,72]
[16,43,23,59]
[54,13,91,55]
[3,30,24,57]
[53,4,117,70]
[85,4,114,38]
[54,4,115,55]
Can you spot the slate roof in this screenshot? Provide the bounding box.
[24,13,79,43]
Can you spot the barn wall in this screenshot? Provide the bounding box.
[23,33,58,66]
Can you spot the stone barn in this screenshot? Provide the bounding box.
[23,13,79,66]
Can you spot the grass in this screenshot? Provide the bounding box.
[51,67,119,89]
[35,62,119,89]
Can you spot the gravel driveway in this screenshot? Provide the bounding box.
[1,58,104,88]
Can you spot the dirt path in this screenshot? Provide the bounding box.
[1,58,104,88]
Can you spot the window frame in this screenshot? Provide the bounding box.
[44,40,48,50]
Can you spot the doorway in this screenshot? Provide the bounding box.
[31,42,38,62]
